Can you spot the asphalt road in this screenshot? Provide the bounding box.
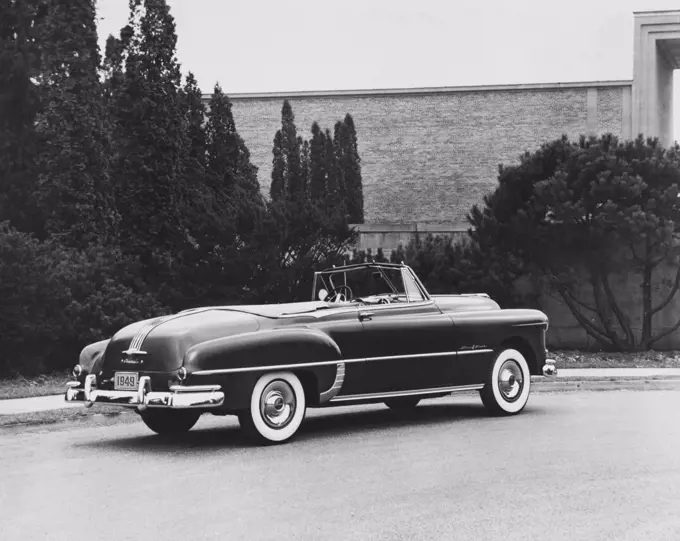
[1,390,679,541]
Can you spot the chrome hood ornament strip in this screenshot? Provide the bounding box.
[124,308,217,357]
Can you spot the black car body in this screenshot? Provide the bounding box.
[66,262,557,444]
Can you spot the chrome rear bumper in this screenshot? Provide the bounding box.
[542,358,558,378]
[64,375,225,411]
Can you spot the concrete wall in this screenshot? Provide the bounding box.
[352,222,468,255]
[632,10,680,148]
[531,262,680,351]
[222,81,632,228]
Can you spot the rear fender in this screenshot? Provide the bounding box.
[183,328,344,407]
[77,339,111,378]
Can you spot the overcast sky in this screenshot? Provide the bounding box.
[96,0,680,142]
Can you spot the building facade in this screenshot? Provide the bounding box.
[206,10,678,253]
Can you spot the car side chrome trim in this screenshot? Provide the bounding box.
[329,384,484,403]
[457,348,494,355]
[191,348,493,376]
[319,363,346,404]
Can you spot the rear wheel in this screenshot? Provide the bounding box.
[480,348,531,415]
[384,397,421,411]
[139,409,202,435]
[238,371,306,445]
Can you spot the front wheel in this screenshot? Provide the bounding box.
[238,371,306,445]
[139,409,202,435]
[480,348,531,415]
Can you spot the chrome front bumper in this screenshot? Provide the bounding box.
[64,375,225,411]
[542,358,558,378]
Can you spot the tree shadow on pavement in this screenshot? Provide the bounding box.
[72,399,549,455]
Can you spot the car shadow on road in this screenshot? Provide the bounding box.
[73,401,549,454]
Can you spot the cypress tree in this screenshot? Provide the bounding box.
[332,121,349,218]
[299,136,310,199]
[269,100,304,203]
[281,101,302,200]
[324,128,341,206]
[343,113,364,223]
[309,122,326,203]
[35,0,119,248]
[270,130,286,201]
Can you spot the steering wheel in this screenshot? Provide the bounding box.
[327,285,353,303]
[377,297,391,304]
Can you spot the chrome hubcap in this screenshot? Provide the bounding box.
[260,380,296,429]
[498,360,524,401]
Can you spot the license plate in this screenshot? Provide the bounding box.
[114,372,139,391]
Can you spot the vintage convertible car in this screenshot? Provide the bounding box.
[65,262,557,444]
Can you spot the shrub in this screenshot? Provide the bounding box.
[0,223,167,376]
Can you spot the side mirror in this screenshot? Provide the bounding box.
[318,289,328,301]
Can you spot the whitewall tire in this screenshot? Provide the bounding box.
[238,371,306,445]
[480,348,531,415]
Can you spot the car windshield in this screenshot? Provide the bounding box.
[312,265,426,305]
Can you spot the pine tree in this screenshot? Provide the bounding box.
[0,0,48,236]
[343,113,364,223]
[107,0,190,264]
[35,0,119,248]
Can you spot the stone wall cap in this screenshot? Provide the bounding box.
[351,223,468,232]
[203,80,633,102]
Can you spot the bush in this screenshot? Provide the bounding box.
[387,234,533,308]
[0,223,167,376]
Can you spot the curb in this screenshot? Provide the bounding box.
[530,376,680,392]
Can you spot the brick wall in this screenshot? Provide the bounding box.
[223,82,632,226]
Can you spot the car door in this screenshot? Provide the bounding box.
[340,269,458,396]
[309,305,365,361]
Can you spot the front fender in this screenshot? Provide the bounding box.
[183,327,344,407]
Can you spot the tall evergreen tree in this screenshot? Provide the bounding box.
[324,128,341,208]
[269,100,304,202]
[35,0,119,248]
[205,83,263,227]
[179,72,207,175]
[107,0,190,266]
[342,113,364,223]
[299,136,310,198]
[309,122,326,203]
[332,121,349,218]
[270,130,286,201]
[0,0,47,236]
